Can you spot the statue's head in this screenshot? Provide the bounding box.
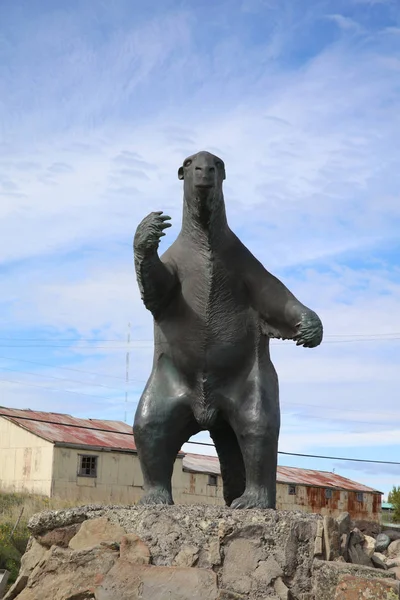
[178,151,226,204]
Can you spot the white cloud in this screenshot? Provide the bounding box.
[326,14,363,32]
[353,0,392,4]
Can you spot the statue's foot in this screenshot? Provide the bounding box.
[138,487,173,506]
[230,489,275,510]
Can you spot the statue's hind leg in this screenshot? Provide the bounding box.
[133,363,200,505]
[225,363,280,509]
[210,423,245,506]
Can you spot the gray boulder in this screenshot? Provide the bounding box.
[375,533,391,553]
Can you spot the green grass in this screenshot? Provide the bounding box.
[0,491,76,587]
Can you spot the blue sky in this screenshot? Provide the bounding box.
[1,0,400,498]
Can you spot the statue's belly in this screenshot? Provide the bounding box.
[155,260,259,382]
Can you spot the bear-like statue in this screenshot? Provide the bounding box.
[133,151,323,509]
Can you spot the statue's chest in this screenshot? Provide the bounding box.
[180,250,246,320]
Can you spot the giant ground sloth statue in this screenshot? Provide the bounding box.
[133,150,323,509]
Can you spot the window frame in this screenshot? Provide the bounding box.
[288,484,296,496]
[208,474,218,486]
[325,488,333,500]
[77,454,98,478]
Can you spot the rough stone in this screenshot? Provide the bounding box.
[389,540,400,559]
[376,533,392,553]
[312,558,396,600]
[340,533,349,562]
[173,544,199,567]
[389,566,400,580]
[314,520,324,557]
[254,555,284,586]
[372,552,388,570]
[119,533,150,565]
[207,538,222,566]
[3,538,48,600]
[363,534,376,558]
[69,517,126,550]
[14,506,323,600]
[15,544,118,600]
[334,575,400,599]
[336,512,351,537]
[218,520,233,540]
[348,544,373,567]
[27,505,319,567]
[323,516,341,561]
[19,539,47,574]
[274,577,290,600]
[352,519,380,538]
[221,537,261,595]
[388,558,400,569]
[348,529,373,567]
[2,577,29,600]
[383,528,400,542]
[95,562,218,600]
[28,505,106,536]
[375,552,389,563]
[37,523,81,548]
[217,591,246,599]
[350,528,365,545]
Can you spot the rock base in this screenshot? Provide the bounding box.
[4,505,400,600]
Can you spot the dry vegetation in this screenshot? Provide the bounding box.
[0,491,78,586]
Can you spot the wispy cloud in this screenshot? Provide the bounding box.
[326,14,363,32]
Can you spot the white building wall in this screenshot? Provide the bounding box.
[51,446,185,504]
[0,418,53,496]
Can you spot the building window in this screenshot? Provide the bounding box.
[356,492,364,503]
[78,455,98,478]
[325,488,332,500]
[208,474,218,486]
[288,485,296,496]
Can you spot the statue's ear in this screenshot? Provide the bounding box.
[221,166,226,181]
[178,166,184,180]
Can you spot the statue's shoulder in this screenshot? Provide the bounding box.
[229,232,260,268]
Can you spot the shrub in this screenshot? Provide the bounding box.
[0,522,29,584]
[388,486,400,523]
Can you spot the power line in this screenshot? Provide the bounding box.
[0,339,127,342]
[185,442,400,466]
[1,337,400,348]
[1,411,399,467]
[277,451,400,466]
[0,355,127,381]
[1,332,400,342]
[0,365,126,392]
[1,369,400,422]
[0,378,127,402]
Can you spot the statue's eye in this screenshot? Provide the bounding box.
[215,161,221,168]
[184,159,192,167]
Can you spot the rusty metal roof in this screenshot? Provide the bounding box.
[276,465,381,494]
[182,453,381,494]
[183,453,221,475]
[0,407,137,453]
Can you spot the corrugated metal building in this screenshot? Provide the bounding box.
[0,407,382,520]
[183,453,382,521]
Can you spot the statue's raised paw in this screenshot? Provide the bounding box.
[293,310,323,348]
[134,211,172,255]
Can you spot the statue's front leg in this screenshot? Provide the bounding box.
[133,211,176,317]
